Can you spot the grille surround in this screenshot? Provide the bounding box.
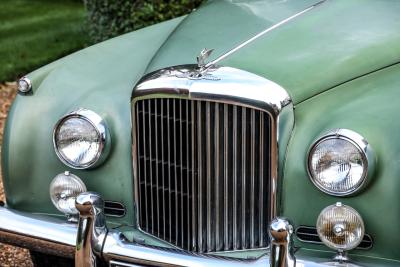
[131,65,293,254]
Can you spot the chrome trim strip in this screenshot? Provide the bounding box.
[53,108,111,169]
[259,112,264,246]
[197,101,203,252]
[205,0,327,68]
[223,104,229,251]
[131,65,294,252]
[206,101,212,252]
[233,105,238,250]
[0,206,76,258]
[0,200,370,267]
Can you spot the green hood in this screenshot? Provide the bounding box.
[146,0,400,104]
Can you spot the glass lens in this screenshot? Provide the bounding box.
[317,204,364,250]
[49,172,87,215]
[309,138,365,195]
[55,117,101,167]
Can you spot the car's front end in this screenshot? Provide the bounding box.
[1,0,400,266]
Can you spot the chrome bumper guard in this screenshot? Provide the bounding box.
[0,193,341,267]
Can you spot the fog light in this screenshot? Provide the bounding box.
[317,203,364,252]
[49,171,87,216]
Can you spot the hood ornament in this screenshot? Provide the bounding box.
[196,48,214,69]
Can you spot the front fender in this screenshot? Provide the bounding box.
[1,16,185,227]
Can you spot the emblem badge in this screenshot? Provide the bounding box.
[196,48,214,69]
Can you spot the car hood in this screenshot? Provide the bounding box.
[145,0,400,104]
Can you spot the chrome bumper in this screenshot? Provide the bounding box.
[0,193,355,267]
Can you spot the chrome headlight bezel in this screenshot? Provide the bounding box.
[53,108,111,169]
[307,129,374,197]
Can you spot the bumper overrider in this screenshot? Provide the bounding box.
[0,192,356,267]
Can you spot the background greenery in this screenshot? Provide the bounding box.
[84,0,203,43]
[0,0,203,82]
[0,0,87,82]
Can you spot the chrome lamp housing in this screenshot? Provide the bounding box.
[53,108,111,169]
[307,129,375,196]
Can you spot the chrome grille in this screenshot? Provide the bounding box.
[134,98,272,252]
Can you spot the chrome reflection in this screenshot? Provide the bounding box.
[307,129,375,196]
[131,64,294,252]
[53,108,111,169]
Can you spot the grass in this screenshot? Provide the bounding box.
[0,0,87,82]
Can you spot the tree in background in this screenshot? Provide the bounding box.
[84,0,203,43]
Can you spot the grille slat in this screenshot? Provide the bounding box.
[214,103,220,251]
[223,104,229,251]
[250,109,255,248]
[148,100,154,234]
[259,112,264,246]
[135,98,271,253]
[167,99,172,242]
[197,102,203,252]
[232,106,238,250]
[155,99,160,236]
[173,100,178,245]
[206,102,212,252]
[241,107,246,250]
[191,100,197,251]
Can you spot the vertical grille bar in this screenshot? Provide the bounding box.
[223,104,229,251]
[232,105,238,250]
[142,101,148,231]
[155,99,160,235]
[241,107,246,249]
[148,100,154,234]
[161,100,166,240]
[214,103,220,251]
[186,100,191,249]
[259,112,264,246]
[191,101,197,251]
[167,99,172,242]
[173,100,178,244]
[250,109,255,248]
[197,102,203,253]
[206,102,212,252]
[135,98,272,253]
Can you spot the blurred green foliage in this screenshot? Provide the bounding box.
[0,0,86,81]
[84,0,203,43]
[0,0,203,81]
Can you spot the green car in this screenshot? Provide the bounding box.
[1,0,399,266]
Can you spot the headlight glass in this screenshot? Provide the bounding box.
[317,203,364,251]
[49,171,87,215]
[53,109,109,169]
[307,129,372,196]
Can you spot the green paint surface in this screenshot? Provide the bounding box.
[2,17,185,227]
[2,0,400,263]
[284,64,400,261]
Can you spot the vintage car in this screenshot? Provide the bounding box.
[1,0,399,266]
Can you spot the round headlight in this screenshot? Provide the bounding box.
[53,109,110,169]
[50,171,87,215]
[317,202,364,251]
[307,129,374,196]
